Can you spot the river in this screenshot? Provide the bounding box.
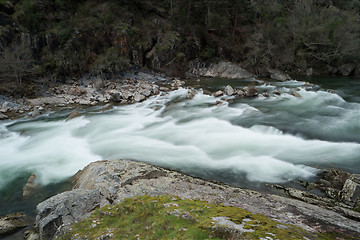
[0,76,359,216]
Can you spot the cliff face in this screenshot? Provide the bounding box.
[0,0,359,85]
[35,159,360,239]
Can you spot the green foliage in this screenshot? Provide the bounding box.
[200,47,216,60]
[0,42,35,84]
[92,47,130,74]
[15,0,46,32]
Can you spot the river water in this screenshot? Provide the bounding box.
[0,76,359,216]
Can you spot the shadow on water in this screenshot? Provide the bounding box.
[0,173,73,217]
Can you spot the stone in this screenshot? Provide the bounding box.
[224,85,234,96]
[243,86,258,97]
[325,188,340,199]
[24,228,40,240]
[36,189,102,239]
[291,92,301,98]
[111,92,122,102]
[213,90,223,97]
[101,104,112,112]
[66,110,82,121]
[273,89,281,95]
[67,87,86,96]
[23,174,40,199]
[134,93,145,102]
[187,89,197,99]
[93,79,105,90]
[341,174,360,206]
[188,61,254,79]
[0,112,8,120]
[338,63,355,76]
[0,213,28,236]
[31,108,42,118]
[235,89,245,97]
[160,87,170,92]
[306,68,313,76]
[268,69,291,81]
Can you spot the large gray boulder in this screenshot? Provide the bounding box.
[36,189,102,239]
[36,160,360,239]
[188,61,254,79]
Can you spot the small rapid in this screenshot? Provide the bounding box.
[0,77,359,214]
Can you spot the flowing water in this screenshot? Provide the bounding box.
[0,76,359,216]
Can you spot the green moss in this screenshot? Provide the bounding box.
[57,195,356,240]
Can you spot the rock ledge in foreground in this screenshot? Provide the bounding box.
[36,160,360,239]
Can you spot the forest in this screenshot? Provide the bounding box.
[0,0,359,89]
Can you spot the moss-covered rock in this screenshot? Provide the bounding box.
[59,195,357,240]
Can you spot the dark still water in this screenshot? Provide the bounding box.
[0,76,359,216]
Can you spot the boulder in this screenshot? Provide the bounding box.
[243,86,258,97]
[268,69,290,81]
[235,89,245,97]
[187,89,196,99]
[101,103,112,112]
[133,93,145,102]
[188,61,254,79]
[111,92,122,102]
[338,63,355,76]
[66,110,82,121]
[306,68,313,76]
[273,89,281,95]
[36,189,102,239]
[0,112,8,120]
[213,90,223,97]
[24,228,40,240]
[341,174,360,206]
[0,213,29,236]
[67,87,86,96]
[31,108,42,118]
[224,85,234,96]
[93,79,105,90]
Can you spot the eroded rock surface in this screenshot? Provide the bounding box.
[36,160,360,239]
[188,61,254,79]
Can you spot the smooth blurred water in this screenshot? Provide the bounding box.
[0,76,359,215]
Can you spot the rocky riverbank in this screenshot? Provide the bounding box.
[8,160,353,239]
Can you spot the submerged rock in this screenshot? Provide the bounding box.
[66,110,82,121]
[23,174,40,199]
[0,213,29,236]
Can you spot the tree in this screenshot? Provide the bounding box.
[0,42,34,84]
